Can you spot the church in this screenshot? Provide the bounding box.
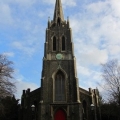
[19,0,101,120]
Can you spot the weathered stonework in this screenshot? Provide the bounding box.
[19,0,101,120]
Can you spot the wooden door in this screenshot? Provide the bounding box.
[54,109,66,120]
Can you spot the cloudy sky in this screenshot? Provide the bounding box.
[0,0,120,99]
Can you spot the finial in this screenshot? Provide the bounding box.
[48,17,50,21]
[67,16,69,21]
[67,16,70,28]
[48,17,51,28]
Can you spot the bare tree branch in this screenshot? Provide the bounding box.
[101,59,120,104]
[0,54,16,98]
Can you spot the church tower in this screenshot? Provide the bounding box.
[39,0,81,120]
[20,0,101,120]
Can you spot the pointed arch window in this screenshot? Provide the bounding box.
[55,71,65,101]
[62,36,65,51]
[53,36,56,51]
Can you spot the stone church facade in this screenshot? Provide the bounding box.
[19,0,101,120]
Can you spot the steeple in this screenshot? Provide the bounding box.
[53,0,64,22]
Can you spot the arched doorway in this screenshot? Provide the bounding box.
[54,109,66,120]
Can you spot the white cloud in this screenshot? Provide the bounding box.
[0,3,13,25]
[11,21,43,56]
[79,47,108,65]
[77,66,91,76]
[78,68,102,91]
[86,1,109,14]
[1,0,36,7]
[62,0,76,6]
[42,0,76,7]
[15,74,39,99]
[110,0,120,16]
[15,80,39,99]
[70,0,120,65]
[84,0,120,45]
[69,0,120,90]
[38,12,46,18]
[3,52,14,57]
[12,41,36,56]
[107,45,120,56]
[1,0,120,98]
[74,40,108,66]
[15,0,36,6]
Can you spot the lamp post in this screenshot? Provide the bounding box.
[118,87,120,106]
[31,105,36,120]
[31,105,35,111]
[90,104,97,120]
[118,87,120,120]
[91,104,95,120]
[91,104,94,110]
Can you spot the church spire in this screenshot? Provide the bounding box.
[53,0,64,22]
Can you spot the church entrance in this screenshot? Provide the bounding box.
[54,109,66,120]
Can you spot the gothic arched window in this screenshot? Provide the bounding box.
[55,71,65,101]
[53,36,56,51]
[62,36,65,51]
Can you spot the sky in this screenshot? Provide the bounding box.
[0,0,120,99]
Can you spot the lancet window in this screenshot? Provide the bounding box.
[62,36,65,51]
[55,71,65,101]
[53,36,56,51]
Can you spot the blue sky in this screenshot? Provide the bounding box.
[0,0,120,99]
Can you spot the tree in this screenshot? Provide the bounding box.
[0,96,20,120]
[101,102,119,120]
[0,54,16,98]
[101,59,120,104]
